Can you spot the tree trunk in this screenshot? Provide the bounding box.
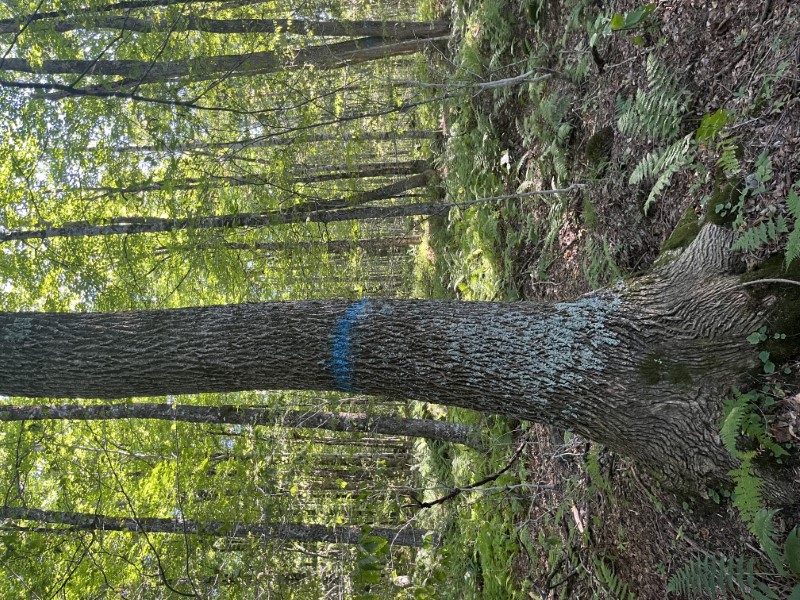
[0,37,441,84]
[295,160,428,183]
[154,235,421,256]
[0,16,449,39]
[77,168,431,199]
[111,130,438,154]
[0,196,442,243]
[0,506,431,547]
[0,225,796,489]
[0,402,484,449]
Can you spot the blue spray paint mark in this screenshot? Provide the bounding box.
[331,299,370,391]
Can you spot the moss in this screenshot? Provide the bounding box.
[639,353,693,386]
[661,208,700,252]
[704,180,741,227]
[740,256,800,363]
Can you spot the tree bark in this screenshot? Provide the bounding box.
[111,130,438,154]
[0,225,796,489]
[154,235,421,256]
[76,166,430,196]
[0,402,484,449]
[0,16,449,39]
[0,506,431,547]
[295,160,428,183]
[0,197,442,244]
[0,37,441,84]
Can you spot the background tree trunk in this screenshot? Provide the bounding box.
[0,402,484,449]
[0,506,432,547]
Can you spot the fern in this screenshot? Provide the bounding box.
[629,134,694,213]
[617,54,691,140]
[787,187,800,268]
[717,136,742,177]
[729,451,764,525]
[751,509,786,576]
[720,392,749,456]
[731,217,787,253]
[595,559,636,600]
[667,555,778,599]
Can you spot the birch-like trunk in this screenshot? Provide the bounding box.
[0,402,484,449]
[0,506,431,547]
[0,16,450,39]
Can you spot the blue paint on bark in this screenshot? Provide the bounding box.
[331,299,370,391]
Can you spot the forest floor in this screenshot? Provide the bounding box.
[414,0,800,598]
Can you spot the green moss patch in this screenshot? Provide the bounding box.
[661,208,700,252]
[639,353,693,386]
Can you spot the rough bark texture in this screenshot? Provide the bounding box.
[113,130,438,154]
[0,402,484,449]
[0,506,431,547]
[0,16,450,39]
[0,194,442,243]
[0,37,440,83]
[155,235,422,257]
[0,225,796,489]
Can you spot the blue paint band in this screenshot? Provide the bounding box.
[331,299,369,392]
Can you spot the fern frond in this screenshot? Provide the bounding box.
[629,148,664,185]
[732,222,769,252]
[595,559,636,600]
[717,136,741,177]
[786,188,800,268]
[750,509,786,576]
[616,54,691,140]
[730,451,764,525]
[642,135,694,213]
[667,555,778,599]
[721,393,748,456]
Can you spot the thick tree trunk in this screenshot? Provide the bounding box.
[0,225,796,489]
[0,402,484,449]
[0,506,431,547]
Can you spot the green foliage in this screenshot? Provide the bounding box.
[629,134,694,213]
[667,555,779,599]
[610,3,657,32]
[696,109,732,142]
[786,186,800,268]
[671,387,799,598]
[617,55,693,212]
[593,558,637,600]
[732,217,790,253]
[582,235,623,289]
[616,54,691,141]
[591,3,658,47]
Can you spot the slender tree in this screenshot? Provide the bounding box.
[0,38,441,86]
[153,235,422,256]
[0,402,484,449]
[0,506,432,547]
[0,197,444,243]
[0,16,449,39]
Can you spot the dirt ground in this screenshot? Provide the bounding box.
[495,1,800,597]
